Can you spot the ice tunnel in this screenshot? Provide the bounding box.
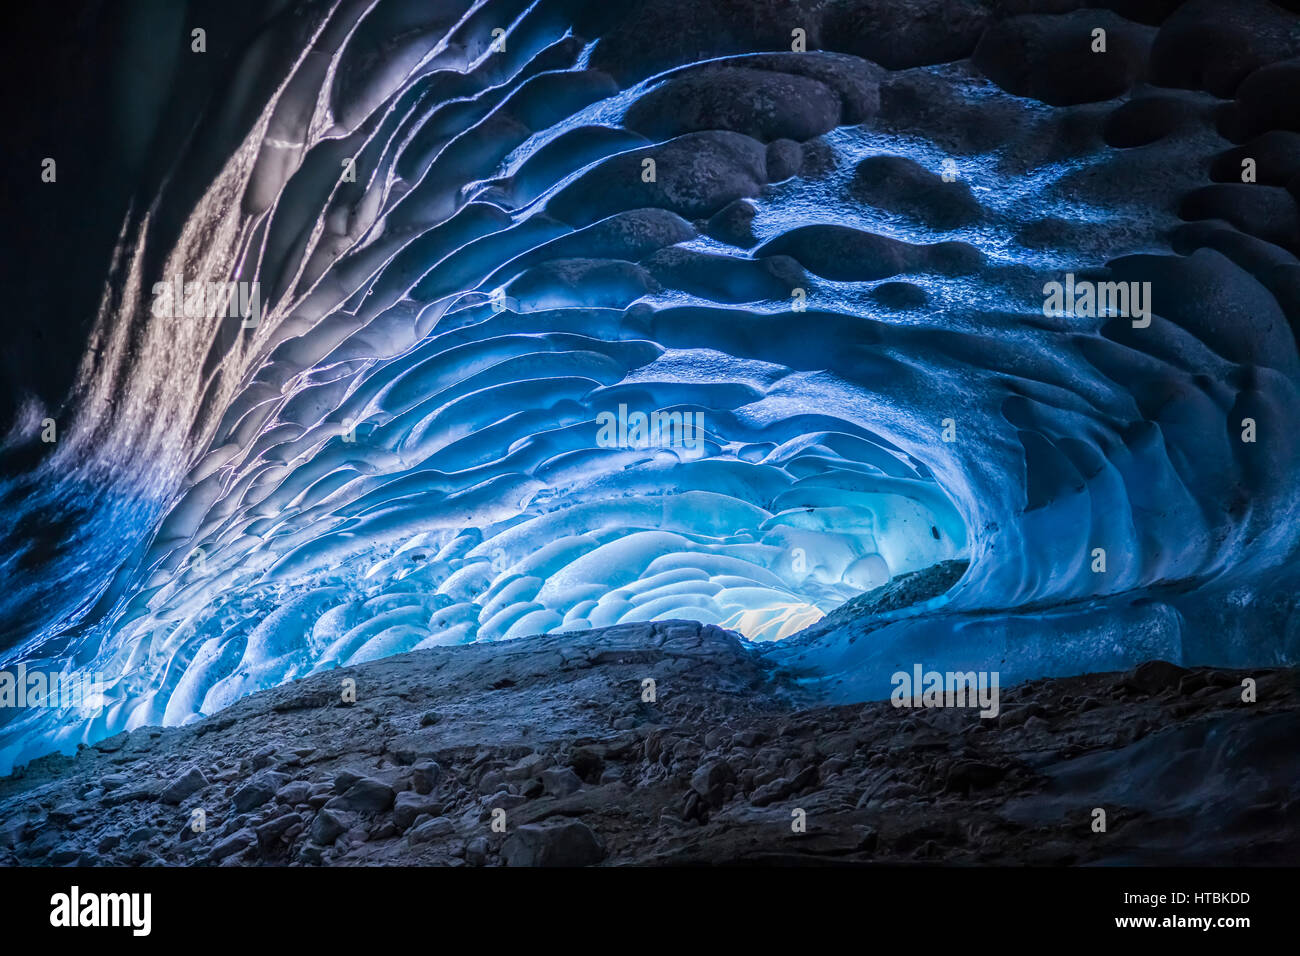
[3,0,1300,773]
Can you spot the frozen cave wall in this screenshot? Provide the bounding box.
[2,0,1300,771]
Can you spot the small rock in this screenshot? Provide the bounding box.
[820,756,850,779]
[231,772,290,813]
[703,726,735,749]
[256,811,301,845]
[406,816,455,843]
[1023,715,1051,733]
[944,759,1008,793]
[46,804,81,826]
[160,766,210,805]
[332,769,366,793]
[93,733,127,753]
[124,826,158,846]
[503,753,546,781]
[691,759,736,807]
[275,780,313,806]
[476,769,506,795]
[569,745,605,781]
[411,761,441,795]
[541,767,584,797]
[749,765,816,807]
[101,782,161,807]
[501,819,606,867]
[327,777,396,813]
[465,836,489,866]
[487,791,528,811]
[310,809,352,845]
[394,791,444,832]
[209,828,256,862]
[1127,660,1189,694]
[297,844,323,865]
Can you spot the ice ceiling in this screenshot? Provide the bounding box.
[2,0,1299,771]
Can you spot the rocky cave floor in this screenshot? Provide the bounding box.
[1,621,1297,866]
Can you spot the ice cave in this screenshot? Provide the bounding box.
[2,0,1299,860]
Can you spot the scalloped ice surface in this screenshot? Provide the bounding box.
[3,0,1300,771]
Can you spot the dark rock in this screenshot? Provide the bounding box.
[569,745,606,782]
[690,759,736,807]
[394,791,444,832]
[124,826,158,845]
[100,773,130,791]
[750,764,817,807]
[326,777,396,813]
[406,816,454,843]
[501,818,606,867]
[310,809,352,845]
[410,760,441,795]
[476,769,506,795]
[297,844,323,865]
[232,771,290,813]
[502,753,547,781]
[944,760,1009,793]
[93,733,128,753]
[274,780,313,806]
[160,766,210,805]
[209,828,256,862]
[465,835,489,866]
[332,769,367,793]
[1127,660,1191,694]
[256,810,301,845]
[101,782,161,807]
[46,803,81,826]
